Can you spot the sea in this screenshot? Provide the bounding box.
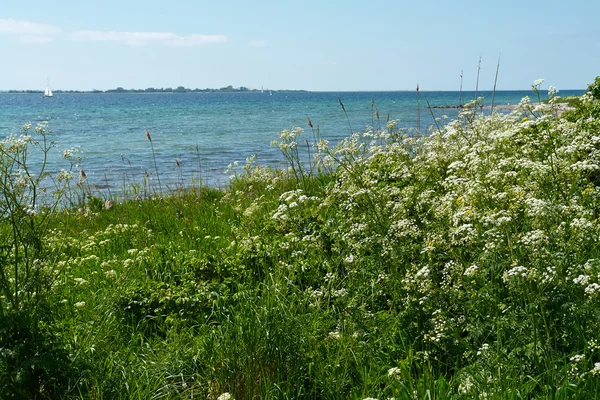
[0,89,584,195]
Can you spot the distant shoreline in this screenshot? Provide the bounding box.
[0,88,586,94]
[1,87,308,94]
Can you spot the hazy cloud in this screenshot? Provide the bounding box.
[19,35,53,44]
[0,18,62,35]
[248,40,266,47]
[69,30,228,46]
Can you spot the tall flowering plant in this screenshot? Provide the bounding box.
[0,123,74,312]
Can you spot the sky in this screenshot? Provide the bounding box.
[1,0,598,91]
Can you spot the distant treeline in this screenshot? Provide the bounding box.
[6,85,306,94]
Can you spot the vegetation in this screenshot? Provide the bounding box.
[5,86,306,94]
[2,78,600,399]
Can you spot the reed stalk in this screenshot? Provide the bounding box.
[475,55,482,100]
[416,84,421,137]
[338,98,354,134]
[145,129,163,195]
[490,54,501,115]
[459,70,464,107]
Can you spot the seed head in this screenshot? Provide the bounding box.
[145,129,152,142]
[307,116,313,128]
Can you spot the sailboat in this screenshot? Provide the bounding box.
[44,78,53,97]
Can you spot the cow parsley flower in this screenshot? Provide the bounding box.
[570,354,585,363]
[464,265,478,277]
[584,283,600,297]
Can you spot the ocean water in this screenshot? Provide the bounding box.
[0,90,584,193]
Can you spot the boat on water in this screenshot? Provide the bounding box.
[44,79,53,97]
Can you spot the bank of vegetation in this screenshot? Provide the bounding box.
[1,78,600,399]
[6,85,306,94]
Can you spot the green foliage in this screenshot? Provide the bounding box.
[3,79,600,398]
[0,305,80,399]
[588,76,600,100]
[563,76,600,122]
[115,275,230,338]
[0,123,81,398]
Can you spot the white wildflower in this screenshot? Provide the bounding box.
[464,265,478,277]
[23,204,36,216]
[56,169,73,182]
[387,367,402,382]
[502,266,528,283]
[328,331,341,339]
[570,354,585,363]
[477,343,490,356]
[416,266,430,279]
[584,283,600,297]
[332,288,348,298]
[573,275,590,286]
[458,376,473,394]
[532,78,544,89]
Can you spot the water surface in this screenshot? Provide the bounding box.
[0,90,583,193]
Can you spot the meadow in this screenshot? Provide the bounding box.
[2,78,600,399]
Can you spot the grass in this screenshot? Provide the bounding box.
[2,78,600,399]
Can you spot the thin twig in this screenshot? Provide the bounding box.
[425,96,442,134]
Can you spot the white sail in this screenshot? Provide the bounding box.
[44,79,53,97]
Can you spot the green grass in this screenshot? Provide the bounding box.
[2,79,600,399]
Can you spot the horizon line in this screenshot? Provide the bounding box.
[0,88,586,93]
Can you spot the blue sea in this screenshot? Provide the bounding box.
[0,90,584,194]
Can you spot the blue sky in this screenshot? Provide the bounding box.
[1,0,598,91]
